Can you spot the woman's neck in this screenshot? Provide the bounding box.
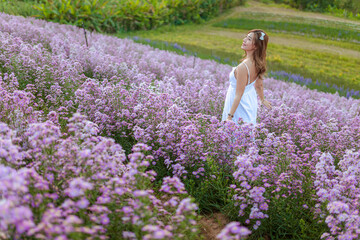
[245,51,254,60]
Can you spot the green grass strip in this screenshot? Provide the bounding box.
[270,31,360,52]
[227,12,360,31]
[213,18,360,42]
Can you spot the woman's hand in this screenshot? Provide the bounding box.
[225,116,233,122]
[262,99,272,109]
[225,112,234,122]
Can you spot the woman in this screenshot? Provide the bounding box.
[222,29,272,125]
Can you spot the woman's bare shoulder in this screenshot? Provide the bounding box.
[234,63,247,81]
[235,62,247,71]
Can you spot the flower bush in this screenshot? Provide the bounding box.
[0,114,199,239]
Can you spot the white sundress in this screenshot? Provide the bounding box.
[221,62,258,126]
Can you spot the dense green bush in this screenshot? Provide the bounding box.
[326,0,360,19]
[277,0,335,10]
[0,0,39,17]
[32,0,246,33]
[34,0,111,32]
[271,0,360,18]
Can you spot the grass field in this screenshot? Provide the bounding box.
[116,0,360,95]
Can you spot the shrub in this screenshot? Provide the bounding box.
[32,0,246,33]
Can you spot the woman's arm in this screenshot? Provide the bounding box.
[226,64,247,121]
[255,76,265,102]
[255,76,272,109]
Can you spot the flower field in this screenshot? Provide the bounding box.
[0,12,360,240]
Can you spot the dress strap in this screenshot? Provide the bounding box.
[243,62,251,85]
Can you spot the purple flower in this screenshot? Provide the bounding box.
[65,178,93,198]
[217,222,251,240]
[76,198,90,209]
[160,176,187,194]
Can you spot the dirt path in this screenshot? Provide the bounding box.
[199,212,271,240]
[201,27,360,59]
[199,212,231,240]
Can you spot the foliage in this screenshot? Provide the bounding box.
[326,4,360,20]
[184,155,234,214]
[270,0,360,19]
[0,0,38,17]
[33,0,112,32]
[31,0,246,33]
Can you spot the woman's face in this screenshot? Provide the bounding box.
[241,32,256,51]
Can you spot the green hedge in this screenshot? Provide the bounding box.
[32,0,246,33]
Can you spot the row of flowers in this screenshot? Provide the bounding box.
[0,111,199,239]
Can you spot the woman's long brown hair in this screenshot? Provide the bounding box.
[242,29,269,78]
